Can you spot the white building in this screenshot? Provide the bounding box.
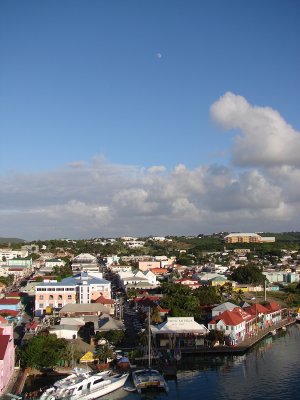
[0,248,29,261]
[34,272,111,316]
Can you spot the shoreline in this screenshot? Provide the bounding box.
[169,317,296,356]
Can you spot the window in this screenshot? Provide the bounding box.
[58,303,63,308]
[58,295,62,300]
[39,304,44,308]
[49,295,54,300]
[68,295,72,300]
[39,295,44,300]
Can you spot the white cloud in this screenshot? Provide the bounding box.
[211,92,300,167]
[2,94,300,240]
[147,165,166,174]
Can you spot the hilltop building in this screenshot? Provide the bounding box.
[224,233,275,244]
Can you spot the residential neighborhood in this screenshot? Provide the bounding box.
[0,232,300,397]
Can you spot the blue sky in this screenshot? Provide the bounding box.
[1,0,300,240]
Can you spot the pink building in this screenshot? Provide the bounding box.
[35,272,111,316]
[0,316,15,395]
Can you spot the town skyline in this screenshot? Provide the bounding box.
[1,1,300,240]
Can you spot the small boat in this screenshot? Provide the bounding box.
[132,308,169,395]
[39,368,129,399]
[123,386,137,392]
[132,368,169,394]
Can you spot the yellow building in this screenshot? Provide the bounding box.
[224,233,275,244]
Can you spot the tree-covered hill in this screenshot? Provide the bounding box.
[0,237,25,244]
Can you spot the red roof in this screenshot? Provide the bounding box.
[150,268,168,274]
[0,335,10,360]
[210,307,253,326]
[245,303,269,316]
[94,296,114,305]
[8,268,23,271]
[26,321,39,330]
[6,291,21,298]
[263,301,281,312]
[134,295,160,303]
[0,298,20,305]
[157,306,170,313]
[0,309,19,317]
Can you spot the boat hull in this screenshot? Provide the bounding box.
[40,371,129,400]
[132,368,169,394]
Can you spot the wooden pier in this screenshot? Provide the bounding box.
[179,317,296,355]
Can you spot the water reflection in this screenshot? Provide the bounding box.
[21,325,300,400]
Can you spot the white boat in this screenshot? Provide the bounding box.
[132,308,169,395]
[132,368,169,394]
[40,368,129,399]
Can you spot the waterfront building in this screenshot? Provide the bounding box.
[245,301,282,328]
[151,317,209,349]
[208,306,255,343]
[34,272,111,316]
[0,316,15,395]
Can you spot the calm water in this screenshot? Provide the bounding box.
[21,324,300,400]
[102,324,300,400]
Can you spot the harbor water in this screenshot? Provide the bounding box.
[21,324,300,400]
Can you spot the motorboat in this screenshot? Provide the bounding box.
[132,308,169,394]
[40,368,129,399]
[132,368,169,394]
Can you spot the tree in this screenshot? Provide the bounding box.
[95,344,113,364]
[150,307,162,324]
[127,288,138,299]
[160,283,200,317]
[194,286,222,306]
[21,332,68,370]
[51,264,73,280]
[95,330,125,346]
[230,265,265,285]
[0,274,14,286]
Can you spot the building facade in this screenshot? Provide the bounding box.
[0,317,15,395]
[224,233,275,244]
[34,272,111,316]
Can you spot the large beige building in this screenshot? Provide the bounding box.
[224,233,275,244]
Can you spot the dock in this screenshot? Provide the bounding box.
[178,317,296,355]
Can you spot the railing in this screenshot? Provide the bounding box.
[237,317,296,348]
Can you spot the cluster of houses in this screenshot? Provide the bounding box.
[0,242,297,396]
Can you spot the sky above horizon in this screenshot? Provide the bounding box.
[1,0,300,241]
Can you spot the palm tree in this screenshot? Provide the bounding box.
[95,344,114,364]
[150,307,162,324]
